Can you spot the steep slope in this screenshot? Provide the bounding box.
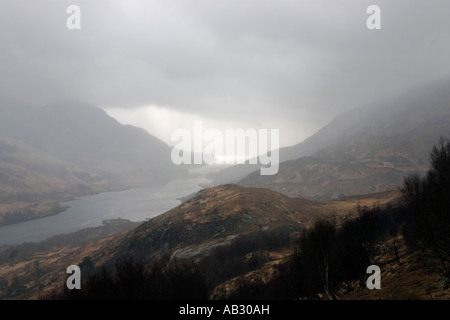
[238,79,450,199]
[120,184,398,260]
[284,78,450,166]
[0,98,184,225]
[0,100,181,185]
[210,79,450,187]
[0,136,110,225]
[239,156,407,200]
[0,184,399,299]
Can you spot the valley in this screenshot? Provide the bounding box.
[0,98,187,225]
[210,79,450,200]
[0,79,449,301]
[0,184,399,299]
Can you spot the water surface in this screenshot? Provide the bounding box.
[0,177,209,245]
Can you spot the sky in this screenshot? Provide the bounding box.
[0,0,449,150]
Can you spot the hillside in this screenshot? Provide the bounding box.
[239,156,407,200]
[3,182,449,301]
[236,79,450,199]
[0,98,184,225]
[0,99,180,186]
[6,137,444,301]
[282,78,450,164]
[0,136,108,225]
[0,184,399,299]
[2,178,448,301]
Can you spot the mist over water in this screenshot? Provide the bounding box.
[0,177,209,246]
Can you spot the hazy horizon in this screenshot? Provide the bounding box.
[1,0,449,151]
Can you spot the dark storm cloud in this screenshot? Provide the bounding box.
[0,0,449,143]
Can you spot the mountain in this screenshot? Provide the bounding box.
[0,184,399,299]
[121,184,398,260]
[123,184,319,259]
[239,156,407,200]
[3,183,447,300]
[0,98,184,225]
[280,79,449,162]
[222,79,450,199]
[0,100,179,183]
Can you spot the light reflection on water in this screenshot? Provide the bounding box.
[0,177,209,245]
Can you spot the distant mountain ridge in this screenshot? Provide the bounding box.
[239,156,408,200]
[281,78,450,163]
[0,98,184,225]
[212,79,450,199]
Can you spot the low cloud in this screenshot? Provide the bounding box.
[1,0,449,146]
